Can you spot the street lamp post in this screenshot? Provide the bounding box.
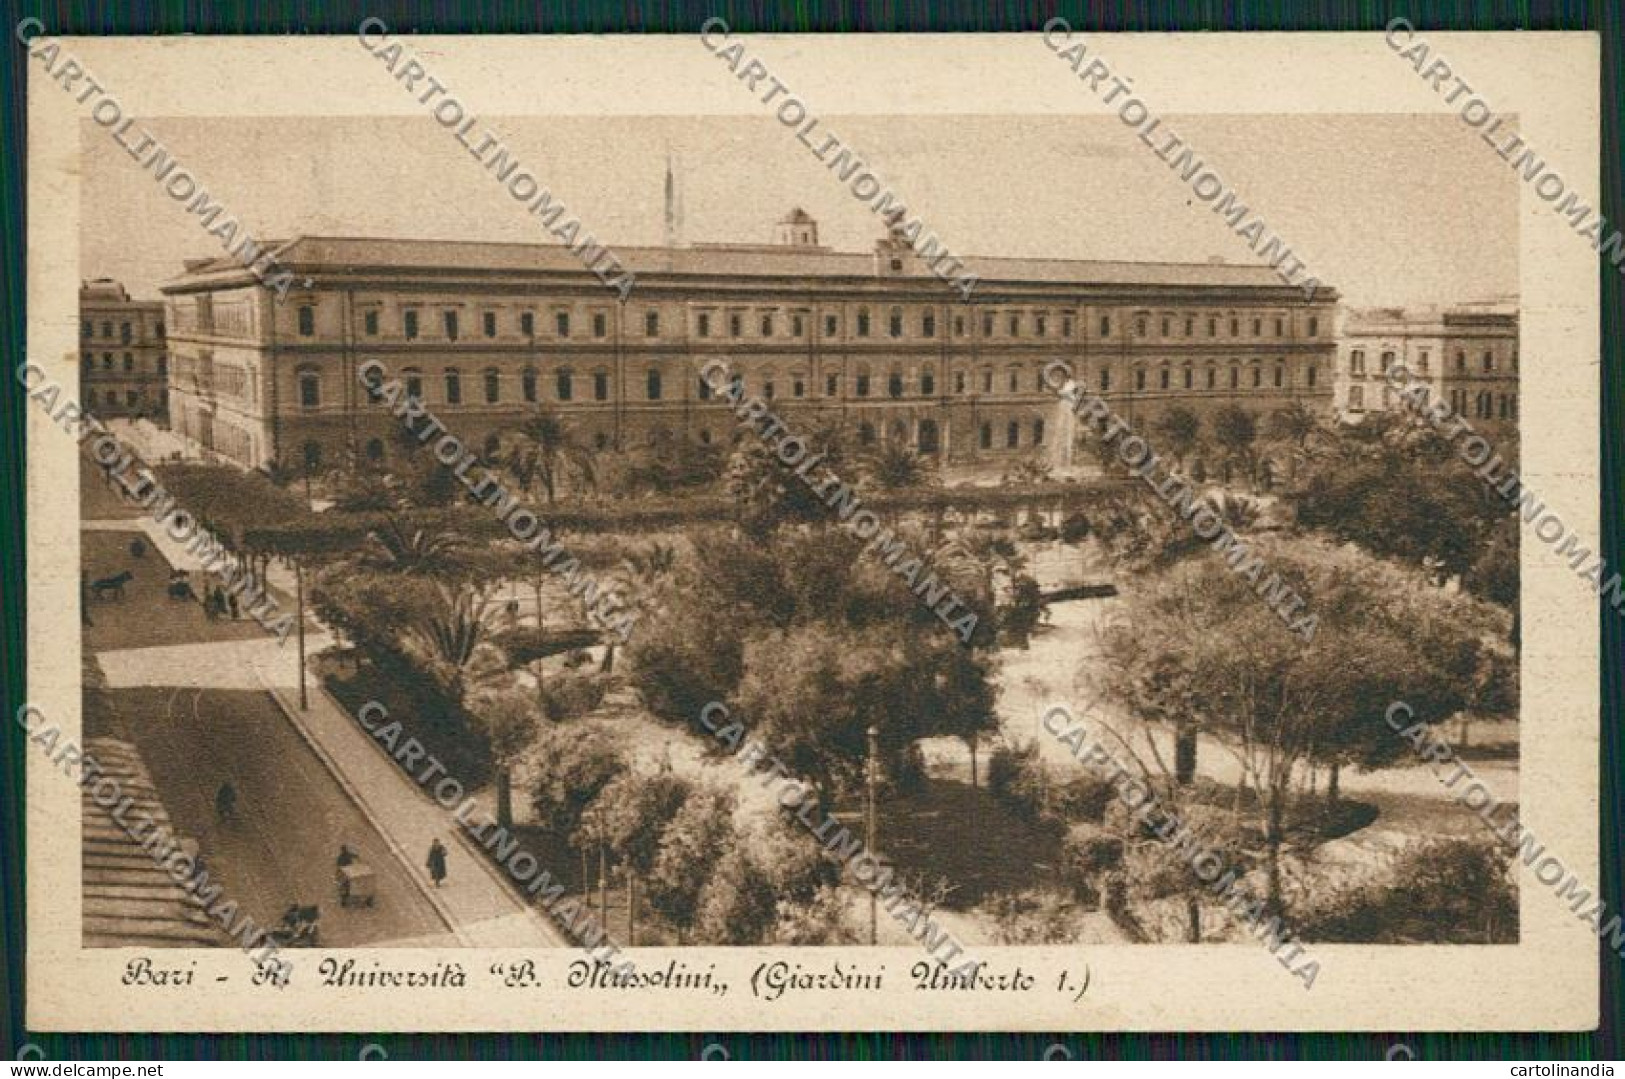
[295,559,308,711]
[866,724,878,946]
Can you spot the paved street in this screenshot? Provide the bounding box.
[88,686,454,947]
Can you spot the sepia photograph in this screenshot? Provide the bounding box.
[15,23,1607,1042]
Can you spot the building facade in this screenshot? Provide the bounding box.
[80,279,168,421]
[1336,304,1519,424]
[160,214,1338,474]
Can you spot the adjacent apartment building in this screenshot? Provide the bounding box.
[80,279,168,421]
[1336,304,1519,424]
[159,212,1338,473]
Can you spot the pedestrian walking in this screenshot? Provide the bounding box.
[426,838,448,888]
[227,591,240,620]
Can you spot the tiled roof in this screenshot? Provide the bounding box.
[163,234,1325,295]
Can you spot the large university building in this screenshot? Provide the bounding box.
[159,213,1338,473]
[80,279,168,421]
[1335,304,1519,423]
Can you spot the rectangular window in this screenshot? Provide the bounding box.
[792,314,805,337]
[856,373,871,397]
[1035,315,1047,337]
[120,322,132,343]
[1006,421,1019,448]
[1275,318,1285,336]
[299,373,320,408]
[485,371,501,403]
[1230,317,1240,336]
[826,373,839,396]
[483,312,497,338]
[594,372,609,401]
[1062,316,1074,337]
[594,313,608,338]
[698,313,711,337]
[1185,317,1195,336]
[730,313,743,337]
[556,312,570,337]
[762,313,774,336]
[983,314,994,337]
[1099,368,1110,392]
[364,310,379,336]
[1308,317,1319,337]
[297,306,315,336]
[1008,314,1020,337]
[1033,419,1045,446]
[1099,316,1111,337]
[444,311,459,341]
[647,370,662,400]
[955,316,967,337]
[890,311,903,337]
[521,312,535,337]
[646,310,660,337]
[923,312,936,337]
[1252,318,1262,336]
[825,315,838,337]
[445,372,462,405]
[404,310,419,340]
[1348,385,1365,412]
[81,321,91,339]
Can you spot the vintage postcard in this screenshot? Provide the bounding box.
[22,27,1603,1031]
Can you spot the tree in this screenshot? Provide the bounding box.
[591,771,693,946]
[1092,536,1514,917]
[1153,407,1202,468]
[405,580,501,699]
[859,440,935,493]
[1209,405,1260,487]
[466,687,540,829]
[360,513,469,577]
[504,409,592,505]
[601,541,678,674]
[646,786,739,942]
[693,847,780,945]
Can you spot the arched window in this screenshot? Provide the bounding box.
[444,369,462,405]
[920,365,936,396]
[556,368,574,402]
[855,365,872,398]
[1251,362,1263,388]
[1182,365,1193,389]
[1207,365,1217,389]
[298,367,321,409]
[484,368,501,404]
[888,370,904,399]
[522,368,538,403]
[1134,367,1146,392]
[1159,366,1170,390]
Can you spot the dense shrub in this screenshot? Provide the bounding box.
[986,740,1051,822]
[1293,837,1517,944]
[540,671,607,722]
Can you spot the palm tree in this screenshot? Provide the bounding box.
[859,440,935,493]
[1266,401,1329,483]
[600,541,678,673]
[406,580,499,699]
[361,513,468,577]
[504,410,593,505]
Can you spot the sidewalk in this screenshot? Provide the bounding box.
[87,506,568,948]
[255,661,566,949]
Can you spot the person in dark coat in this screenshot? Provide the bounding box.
[426,838,448,887]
